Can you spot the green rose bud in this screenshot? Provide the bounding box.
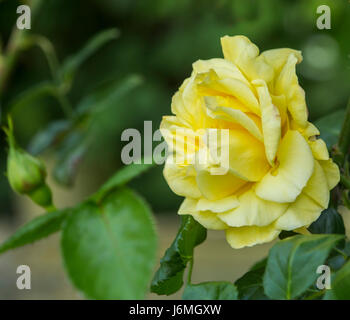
[4,117,53,209]
[28,184,53,209]
[7,146,46,194]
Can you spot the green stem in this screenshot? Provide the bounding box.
[187,258,194,284]
[305,289,326,300]
[338,99,350,160]
[0,29,27,97]
[0,0,44,98]
[333,247,348,260]
[55,89,74,118]
[31,35,60,80]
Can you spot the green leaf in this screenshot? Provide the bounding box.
[9,81,57,113]
[323,289,337,300]
[183,282,238,300]
[76,74,143,116]
[326,241,350,271]
[150,215,207,295]
[94,161,155,202]
[53,131,88,186]
[308,208,345,235]
[61,188,157,299]
[0,209,70,255]
[278,230,298,240]
[60,28,119,84]
[332,260,350,300]
[315,109,346,149]
[235,258,269,300]
[51,75,142,187]
[263,234,343,300]
[28,120,71,155]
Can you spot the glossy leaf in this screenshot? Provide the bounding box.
[53,131,87,186]
[315,109,346,149]
[308,208,345,235]
[235,258,269,300]
[8,81,57,113]
[332,260,350,300]
[0,209,70,254]
[28,120,71,155]
[61,188,157,299]
[263,234,343,300]
[183,282,238,300]
[150,215,207,295]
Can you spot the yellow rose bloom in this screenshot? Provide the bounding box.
[160,35,340,249]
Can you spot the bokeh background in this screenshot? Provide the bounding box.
[0,0,349,299]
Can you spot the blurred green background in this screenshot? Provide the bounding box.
[0,0,350,299]
[1,0,349,217]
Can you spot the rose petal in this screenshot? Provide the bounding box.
[253,79,281,165]
[275,54,308,128]
[319,159,340,190]
[220,35,274,83]
[255,130,314,203]
[196,195,239,213]
[275,193,323,231]
[204,96,263,141]
[261,48,302,74]
[302,160,330,208]
[179,198,228,230]
[225,223,280,249]
[163,160,201,199]
[217,189,288,227]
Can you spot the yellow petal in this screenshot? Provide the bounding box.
[225,223,280,249]
[160,119,203,163]
[271,94,288,126]
[275,193,323,231]
[309,139,329,160]
[196,128,270,184]
[261,48,302,74]
[220,35,273,82]
[303,122,320,137]
[253,80,281,165]
[196,195,239,213]
[212,95,252,114]
[319,159,340,190]
[302,160,330,208]
[299,123,328,160]
[196,168,247,200]
[227,130,270,181]
[221,35,259,65]
[255,130,314,203]
[275,54,308,128]
[218,189,288,227]
[170,91,193,127]
[179,198,228,230]
[177,75,208,129]
[192,58,250,86]
[163,160,201,199]
[294,226,311,235]
[204,96,263,141]
[199,75,260,115]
